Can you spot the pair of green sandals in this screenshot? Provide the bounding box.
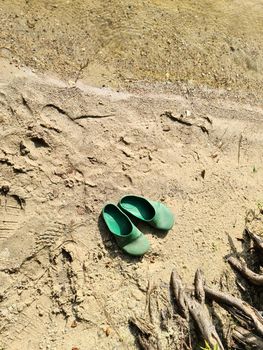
[102,195,175,256]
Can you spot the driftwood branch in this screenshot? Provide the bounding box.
[204,286,263,337]
[171,269,224,350]
[228,256,263,286]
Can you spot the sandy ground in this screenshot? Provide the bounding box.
[0,1,263,349]
[0,58,262,349]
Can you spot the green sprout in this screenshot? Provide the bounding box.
[200,341,219,350]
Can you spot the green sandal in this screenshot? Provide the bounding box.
[118,195,175,230]
[102,203,150,256]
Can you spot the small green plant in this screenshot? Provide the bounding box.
[200,341,219,350]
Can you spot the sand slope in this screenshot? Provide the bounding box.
[0,59,262,349]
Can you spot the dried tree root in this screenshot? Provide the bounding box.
[204,286,263,337]
[194,268,205,304]
[129,316,158,350]
[228,256,263,286]
[137,334,154,350]
[170,269,189,320]
[233,326,263,349]
[187,298,224,350]
[246,228,263,254]
[171,269,224,350]
[190,270,224,350]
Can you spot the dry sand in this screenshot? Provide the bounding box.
[0,1,263,349]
